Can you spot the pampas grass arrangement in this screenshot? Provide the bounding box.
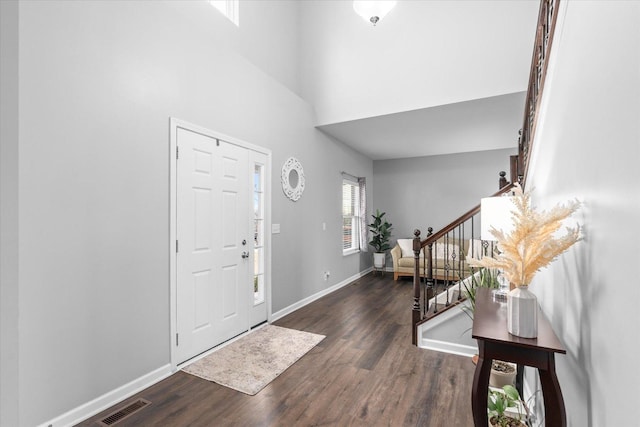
[468,184,581,287]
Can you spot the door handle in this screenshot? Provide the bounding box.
[241,251,250,259]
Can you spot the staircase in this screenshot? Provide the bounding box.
[411,0,560,346]
[410,181,514,345]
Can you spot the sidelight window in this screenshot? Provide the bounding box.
[253,163,265,305]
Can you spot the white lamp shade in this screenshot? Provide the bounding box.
[353,1,397,25]
[480,196,516,241]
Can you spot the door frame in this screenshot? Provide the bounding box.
[169,117,272,370]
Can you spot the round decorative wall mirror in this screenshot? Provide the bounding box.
[281,157,305,201]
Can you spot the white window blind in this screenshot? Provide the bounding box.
[342,180,360,254]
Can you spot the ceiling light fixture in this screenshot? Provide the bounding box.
[353,1,397,26]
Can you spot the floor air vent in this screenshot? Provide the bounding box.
[99,398,151,426]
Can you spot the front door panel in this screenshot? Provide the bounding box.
[176,128,250,364]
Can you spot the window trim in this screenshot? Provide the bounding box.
[342,179,361,256]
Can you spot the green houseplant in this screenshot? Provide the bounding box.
[488,385,525,427]
[461,268,500,319]
[463,270,516,389]
[369,209,393,269]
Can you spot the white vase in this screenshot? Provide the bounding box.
[373,252,386,268]
[507,285,538,338]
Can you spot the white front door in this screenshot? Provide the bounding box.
[217,140,251,341]
[175,127,252,364]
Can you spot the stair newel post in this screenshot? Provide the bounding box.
[510,155,519,185]
[425,227,435,313]
[422,245,427,317]
[412,229,422,346]
[517,128,524,184]
[499,171,508,189]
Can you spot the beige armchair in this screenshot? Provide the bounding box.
[390,238,474,282]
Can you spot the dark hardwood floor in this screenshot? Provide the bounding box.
[77,273,475,426]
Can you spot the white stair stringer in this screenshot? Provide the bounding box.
[417,274,479,357]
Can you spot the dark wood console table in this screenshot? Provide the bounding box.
[471,288,567,427]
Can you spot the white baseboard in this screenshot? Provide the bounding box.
[38,364,173,427]
[418,338,478,358]
[270,268,373,322]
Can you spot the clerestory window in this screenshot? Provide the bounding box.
[209,0,239,26]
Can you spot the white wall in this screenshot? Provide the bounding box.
[173,0,301,96]
[299,0,539,125]
[236,0,300,95]
[525,2,640,425]
[373,148,515,259]
[0,1,20,426]
[4,1,372,425]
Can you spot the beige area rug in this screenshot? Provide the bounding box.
[182,325,325,395]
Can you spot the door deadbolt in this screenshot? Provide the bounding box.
[242,239,247,246]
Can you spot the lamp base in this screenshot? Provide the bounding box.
[492,270,510,302]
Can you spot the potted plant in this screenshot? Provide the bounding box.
[369,209,393,269]
[468,183,581,337]
[461,268,500,319]
[488,385,526,427]
[489,360,517,389]
[463,269,516,388]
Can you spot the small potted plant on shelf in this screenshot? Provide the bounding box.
[489,360,517,389]
[488,385,526,427]
[369,209,393,269]
[463,269,515,388]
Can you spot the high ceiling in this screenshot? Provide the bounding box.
[297,1,540,160]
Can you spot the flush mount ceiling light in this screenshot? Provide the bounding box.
[353,1,397,26]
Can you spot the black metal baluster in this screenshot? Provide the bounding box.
[427,228,436,314]
[445,232,451,306]
[458,223,463,301]
[422,246,427,317]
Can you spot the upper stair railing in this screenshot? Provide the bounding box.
[411,0,561,345]
[518,0,560,187]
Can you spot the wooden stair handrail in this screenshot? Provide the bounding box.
[416,183,515,247]
[518,0,560,188]
[411,182,515,345]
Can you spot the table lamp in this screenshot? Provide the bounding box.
[480,195,515,300]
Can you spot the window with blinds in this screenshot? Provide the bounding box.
[342,180,360,255]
